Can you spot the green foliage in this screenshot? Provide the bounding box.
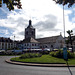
[53,0,75,7]
[41,50,50,55]
[50,50,63,58]
[0,0,22,11]
[56,50,63,58]
[19,53,42,59]
[11,55,66,64]
[49,51,55,57]
[66,30,74,52]
[50,50,75,59]
[67,50,74,58]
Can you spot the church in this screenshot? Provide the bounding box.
[18,20,64,50]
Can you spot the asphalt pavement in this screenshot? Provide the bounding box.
[0,56,75,75]
[5,57,75,67]
[5,59,67,67]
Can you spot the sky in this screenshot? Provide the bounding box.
[0,0,75,41]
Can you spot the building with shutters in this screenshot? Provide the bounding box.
[0,20,65,50]
[0,37,16,50]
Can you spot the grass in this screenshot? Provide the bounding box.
[11,55,66,64]
[10,55,75,65]
[67,58,75,65]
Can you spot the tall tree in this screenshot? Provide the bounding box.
[67,30,73,52]
[53,0,75,7]
[0,0,22,11]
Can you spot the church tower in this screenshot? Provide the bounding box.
[25,20,35,39]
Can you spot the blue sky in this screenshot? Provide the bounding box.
[0,0,75,40]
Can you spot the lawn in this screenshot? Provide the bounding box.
[10,55,75,65]
[67,58,75,65]
[11,55,66,64]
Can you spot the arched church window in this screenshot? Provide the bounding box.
[40,46,42,48]
[32,44,34,46]
[35,44,36,46]
[25,44,26,46]
[51,45,53,48]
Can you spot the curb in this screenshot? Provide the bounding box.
[5,59,75,67]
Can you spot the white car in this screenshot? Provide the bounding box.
[43,48,50,51]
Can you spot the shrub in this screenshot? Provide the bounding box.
[67,51,74,58]
[19,53,42,59]
[20,53,29,59]
[50,50,63,58]
[50,50,75,59]
[49,51,55,57]
[55,50,63,58]
[40,50,50,55]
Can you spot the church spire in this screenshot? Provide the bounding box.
[29,20,32,26]
[27,20,33,28]
[25,20,35,39]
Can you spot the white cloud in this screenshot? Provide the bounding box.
[5,30,9,35]
[0,29,6,34]
[72,17,75,23]
[0,0,74,40]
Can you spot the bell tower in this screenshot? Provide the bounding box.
[25,20,35,39]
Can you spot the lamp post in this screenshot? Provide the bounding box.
[63,6,65,40]
[63,5,68,61]
[14,35,16,59]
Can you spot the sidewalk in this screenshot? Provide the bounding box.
[5,59,75,67]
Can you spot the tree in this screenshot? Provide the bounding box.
[0,0,22,11]
[67,30,73,52]
[53,0,75,7]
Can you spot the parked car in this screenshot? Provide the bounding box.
[53,49,59,51]
[12,50,23,54]
[68,48,72,52]
[5,50,13,55]
[43,48,50,51]
[0,50,6,55]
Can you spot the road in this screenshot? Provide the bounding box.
[0,56,75,75]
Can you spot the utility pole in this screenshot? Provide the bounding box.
[63,5,68,61]
[14,35,16,59]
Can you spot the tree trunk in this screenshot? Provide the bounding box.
[70,35,73,53]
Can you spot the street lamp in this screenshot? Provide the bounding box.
[14,35,16,59]
[63,5,68,61]
[63,6,65,40]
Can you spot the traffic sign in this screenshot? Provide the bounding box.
[63,47,68,60]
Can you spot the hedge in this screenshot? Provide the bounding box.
[50,50,75,59]
[19,53,42,59]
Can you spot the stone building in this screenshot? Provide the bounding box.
[0,37,16,50]
[0,20,64,50]
[20,20,39,49]
[36,35,64,50]
[19,20,64,50]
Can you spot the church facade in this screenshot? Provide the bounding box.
[18,20,64,50]
[0,20,64,50]
[18,20,40,50]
